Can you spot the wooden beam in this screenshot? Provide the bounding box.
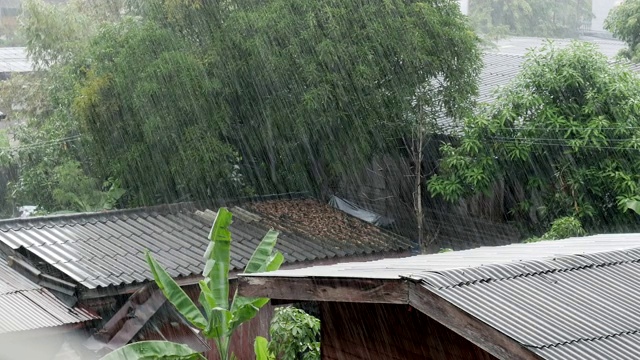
[409,283,542,360]
[238,276,410,304]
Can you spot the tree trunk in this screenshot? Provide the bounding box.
[415,131,424,251]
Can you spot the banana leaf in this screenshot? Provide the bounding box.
[254,337,274,360]
[99,341,205,360]
[146,251,207,330]
[244,229,280,273]
[204,208,233,310]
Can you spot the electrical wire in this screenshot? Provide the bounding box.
[0,135,82,152]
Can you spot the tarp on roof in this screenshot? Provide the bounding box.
[329,196,394,227]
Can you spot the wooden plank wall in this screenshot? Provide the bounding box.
[320,302,498,360]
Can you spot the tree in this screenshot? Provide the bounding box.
[100,208,284,360]
[18,0,481,211]
[428,41,640,233]
[525,216,586,243]
[605,0,640,62]
[469,0,593,39]
[220,0,481,196]
[71,18,243,205]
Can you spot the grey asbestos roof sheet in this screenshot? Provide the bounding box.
[0,256,98,334]
[490,36,626,58]
[0,200,411,289]
[0,47,33,73]
[249,233,640,359]
[438,37,637,134]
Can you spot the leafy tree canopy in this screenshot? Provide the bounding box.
[605,0,640,62]
[428,42,640,233]
[16,0,481,209]
[469,0,593,39]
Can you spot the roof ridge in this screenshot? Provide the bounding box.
[0,192,313,227]
[0,201,203,228]
[528,328,640,350]
[418,247,640,290]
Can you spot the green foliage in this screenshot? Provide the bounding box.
[123,208,281,360]
[99,341,205,360]
[220,0,481,193]
[428,41,640,233]
[255,337,275,360]
[469,0,593,39]
[625,199,640,215]
[438,248,454,253]
[605,0,640,62]
[18,0,481,207]
[269,307,321,360]
[50,161,125,212]
[71,18,242,205]
[525,216,586,243]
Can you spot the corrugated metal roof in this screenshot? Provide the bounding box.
[489,36,626,58]
[246,233,640,359]
[437,37,638,134]
[256,233,640,278]
[0,200,411,289]
[0,47,33,73]
[0,255,98,334]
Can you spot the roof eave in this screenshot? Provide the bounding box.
[239,275,410,304]
[237,275,540,360]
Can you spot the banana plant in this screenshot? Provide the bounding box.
[100,207,284,360]
[254,337,275,360]
[99,341,205,360]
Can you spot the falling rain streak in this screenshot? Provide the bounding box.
[0,0,635,359]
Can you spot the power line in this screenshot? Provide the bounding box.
[0,135,83,152]
[488,137,640,152]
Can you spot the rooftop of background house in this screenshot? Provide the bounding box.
[240,233,640,360]
[0,47,32,73]
[0,198,412,290]
[488,36,627,58]
[437,37,638,134]
[0,252,98,334]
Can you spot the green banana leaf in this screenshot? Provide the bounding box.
[254,337,274,360]
[229,237,284,329]
[204,208,233,311]
[625,200,640,215]
[198,279,217,315]
[146,251,207,330]
[244,229,280,273]
[99,341,206,360]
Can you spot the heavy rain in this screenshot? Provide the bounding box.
[0,0,637,359]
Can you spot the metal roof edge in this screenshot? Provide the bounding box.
[0,193,313,227]
[0,201,204,227]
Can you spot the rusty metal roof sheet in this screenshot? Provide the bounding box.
[245,233,640,359]
[0,256,98,334]
[0,200,411,289]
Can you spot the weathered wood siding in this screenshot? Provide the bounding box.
[320,302,498,360]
